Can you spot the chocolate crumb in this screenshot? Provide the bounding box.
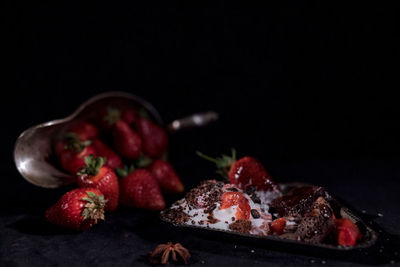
[207,213,220,224]
[245,186,256,195]
[204,204,216,214]
[251,209,261,219]
[225,221,228,224]
[185,180,224,209]
[251,195,261,204]
[227,187,239,192]
[161,207,189,224]
[232,217,236,221]
[229,220,252,234]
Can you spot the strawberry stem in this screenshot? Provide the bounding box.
[104,107,121,126]
[77,155,106,176]
[196,151,219,164]
[81,191,107,223]
[196,149,237,179]
[138,107,150,119]
[115,164,135,177]
[64,132,91,152]
[136,155,153,168]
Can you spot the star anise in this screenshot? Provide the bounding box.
[149,242,191,265]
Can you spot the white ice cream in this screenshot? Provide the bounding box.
[169,184,279,235]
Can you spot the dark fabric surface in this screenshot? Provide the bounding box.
[1,157,400,266]
[2,2,400,266]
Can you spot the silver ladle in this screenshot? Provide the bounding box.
[14,91,218,188]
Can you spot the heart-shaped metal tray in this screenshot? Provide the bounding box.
[161,182,400,264]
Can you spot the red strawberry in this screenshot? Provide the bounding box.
[68,121,99,141]
[99,107,142,159]
[334,218,362,246]
[121,108,138,126]
[197,150,279,192]
[98,107,138,130]
[271,217,286,235]
[219,191,250,220]
[45,188,106,231]
[118,168,165,210]
[54,140,66,158]
[77,155,119,211]
[136,117,168,158]
[92,139,123,169]
[148,159,184,194]
[112,120,142,159]
[56,133,96,174]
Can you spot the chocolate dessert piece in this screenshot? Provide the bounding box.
[294,197,334,243]
[162,206,189,224]
[228,220,252,234]
[185,180,224,209]
[161,178,364,248]
[270,186,326,217]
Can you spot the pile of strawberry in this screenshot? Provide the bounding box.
[47,106,184,231]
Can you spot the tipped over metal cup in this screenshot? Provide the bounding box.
[14,91,218,188]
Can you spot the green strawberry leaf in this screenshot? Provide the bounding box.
[77,155,106,176]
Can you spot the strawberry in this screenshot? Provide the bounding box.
[219,191,250,220]
[197,149,279,192]
[118,168,165,210]
[136,117,168,158]
[148,159,185,194]
[334,218,362,246]
[54,140,66,158]
[45,188,106,231]
[271,217,286,235]
[68,121,99,141]
[99,107,142,159]
[57,133,96,174]
[99,106,138,130]
[112,120,142,159]
[92,139,123,169]
[77,155,119,211]
[121,108,138,126]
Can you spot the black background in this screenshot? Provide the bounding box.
[2,2,399,266]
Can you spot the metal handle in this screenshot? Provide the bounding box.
[167,111,219,133]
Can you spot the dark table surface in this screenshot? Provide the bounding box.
[2,137,400,266]
[2,2,399,266]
